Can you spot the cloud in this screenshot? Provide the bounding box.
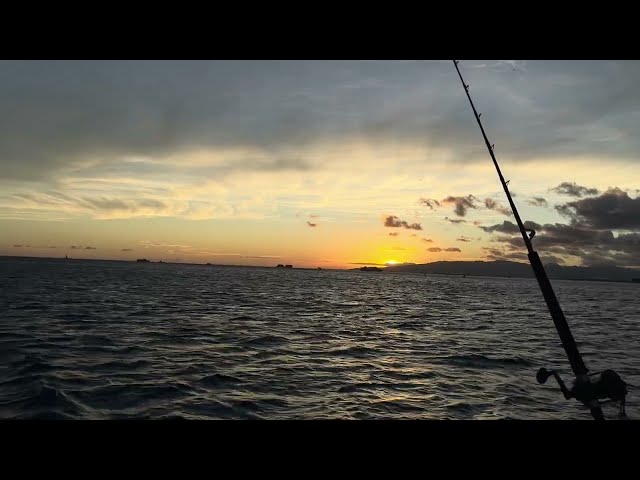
[527,197,548,207]
[121,248,133,251]
[484,198,512,216]
[3,62,640,267]
[306,221,317,227]
[480,220,541,234]
[421,238,433,242]
[484,198,498,209]
[503,251,527,260]
[445,247,462,252]
[309,214,320,218]
[8,191,171,219]
[551,182,599,197]
[555,188,640,229]
[482,247,529,263]
[487,219,640,268]
[457,237,472,242]
[442,195,478,217]
[13,244,22,247]
[542,254,566,265]
[444,217,467,225]
[427,247,442,252]
[3,60,640,189]
[85,246,96,250]
[419,198,441,210]
[384,216,404,227]
[139,241,193,248]
[383,215,422,230]
[389,232,399,236]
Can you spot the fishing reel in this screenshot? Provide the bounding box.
[536,367,628,418]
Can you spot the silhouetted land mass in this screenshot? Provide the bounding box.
[385,260,640,282]
[2,256,639,281]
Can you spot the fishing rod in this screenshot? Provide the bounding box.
[452,60,628,420]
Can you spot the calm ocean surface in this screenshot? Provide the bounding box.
[1,257,638,420]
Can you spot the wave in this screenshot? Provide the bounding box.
[440,354,534,368]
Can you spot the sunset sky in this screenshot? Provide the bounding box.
[1,60,639,269]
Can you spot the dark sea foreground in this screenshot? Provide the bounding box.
[1,257,638,420]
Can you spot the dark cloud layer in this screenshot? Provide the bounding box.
[556,188,640,229]
[482,212,640,267]
[306,221,317,227]
[3,61,640,182]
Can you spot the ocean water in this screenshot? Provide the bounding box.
[1,257,638,420]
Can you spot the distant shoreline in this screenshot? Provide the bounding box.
[2,255,639,283]
[0,255,343,272]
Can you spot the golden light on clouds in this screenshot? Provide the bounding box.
[2,61,639,269]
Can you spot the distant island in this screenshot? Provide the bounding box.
[276,264,293,268]
[382,260,640,283]
[136,258,150,263]
[360,266,383,272]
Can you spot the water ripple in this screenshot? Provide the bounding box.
[1,257,638,419]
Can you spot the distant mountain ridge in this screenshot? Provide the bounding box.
[384,260,640,282]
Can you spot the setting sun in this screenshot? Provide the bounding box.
[1,60,638,421]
